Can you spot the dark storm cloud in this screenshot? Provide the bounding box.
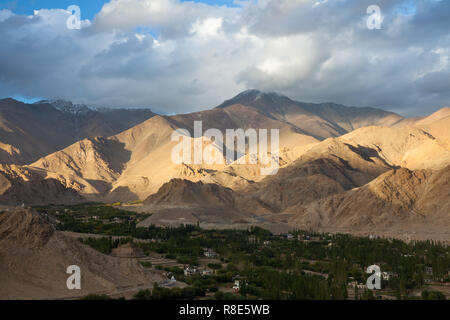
[0,0,448,115]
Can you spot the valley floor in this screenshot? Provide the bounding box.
[2,203,447,300]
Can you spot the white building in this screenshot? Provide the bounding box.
[381,272,397,281]
[184,266,198,276]
[203,249,217,258]
[232,280,240,292]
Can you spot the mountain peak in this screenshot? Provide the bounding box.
[0,97,21,104]
[36,99,93,115]
[216,89,291,109]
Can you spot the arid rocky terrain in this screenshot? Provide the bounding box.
[0,208,163,299]
[0,90,449,300]
[0,90,448,240]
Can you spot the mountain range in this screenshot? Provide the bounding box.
[0,98,155,165]
[0,90,448,240]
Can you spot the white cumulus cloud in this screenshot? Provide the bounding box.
[0,0,448,116]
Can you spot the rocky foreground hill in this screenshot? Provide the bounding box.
[0,209,163,299]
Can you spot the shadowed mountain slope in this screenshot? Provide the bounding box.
[0,164,84,205]
[0,91,448,240]
[288,165,450,240]
[216,90,404,139]
[143,178,236,207]
[0,209,163,299]
[21,92,449,205]
[0,98,155,164]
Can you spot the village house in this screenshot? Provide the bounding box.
[184,266,198,276]
[203,248,217,258]
[348,281,367,289]
[297,235,321,241]
[232,280,240,293]
[381,271,397,281]
[248,235,257,244]
[112,217,121,223]
[201,268,213,276]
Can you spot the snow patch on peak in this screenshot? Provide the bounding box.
[37,99,94,115]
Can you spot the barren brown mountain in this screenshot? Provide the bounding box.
[237,123,450,213]
[0,164,83,205]
[288,165,450,241]
[137,178,281,232]
[137,109,450,239]
[0,209,163,299]
[24,91,408,202]
[215,90,404,139]
[0,98,154,164]
[144,179,236,207]
[31,137,131,199]
[413,107,450,145]
[0,91,448,239]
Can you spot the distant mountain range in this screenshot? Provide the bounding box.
[0,98,155,164]
[0,91,448,240]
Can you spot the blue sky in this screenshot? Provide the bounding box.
[10,95,43,104]
[0,1,106,19]
[0,0,239,19]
